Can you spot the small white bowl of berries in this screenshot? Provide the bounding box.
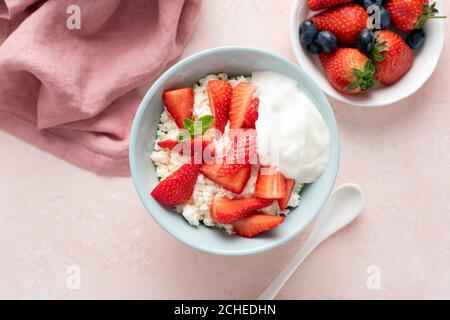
[291,0,445,107]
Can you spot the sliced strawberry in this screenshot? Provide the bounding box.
[157,136,213,156]
[255,167,287,200]
[233,214,285,238]
[216,129,257,177]
[207,80,233,133]
[278,179,295,210]
[216,164,245,178]
[162,88,194,128]
[200,163,251,194]
[151,163,200,206]
[211,197,273,224]
[244,98,259,128]
[229,82,257,129]
[157,140,179,150]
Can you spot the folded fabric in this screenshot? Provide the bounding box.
[0,0,201,176]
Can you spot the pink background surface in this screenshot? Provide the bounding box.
[1,0,450,299]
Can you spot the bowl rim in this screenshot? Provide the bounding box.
[129,46,340,255]
[290,0,445,107]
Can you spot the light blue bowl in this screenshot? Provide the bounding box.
[129,47,340,256]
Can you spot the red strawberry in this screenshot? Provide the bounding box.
[157,136,213,157]
[157,140,179,150]
[385,0,445,32]
[233,214,285,238]
[217,129,257,177]
[370,30,414,86]
[320,48,375,95]
[310,4,368,45]
[255,167,287,200]
[207,80,233,133]
[308,0,353,11]
[162,88,194,128]
[151,163,200,206]
[229,82,257,129]
[211,197,273,224]
[278,179,295,211]
[216,163,246,178]
[200,163,251,194]
[244,98,259,128]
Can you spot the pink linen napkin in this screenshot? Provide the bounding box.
[0,0,201,176]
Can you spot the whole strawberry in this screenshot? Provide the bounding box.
[370,30,415,85]
[320,48,375,95]
[385,0,445,31]
[310,3,369,45]
[307,0,354,11]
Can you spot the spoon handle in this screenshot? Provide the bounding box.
[257,237,319,300]
[257,184,364,300]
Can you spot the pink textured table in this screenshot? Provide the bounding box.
[1,0,450,299]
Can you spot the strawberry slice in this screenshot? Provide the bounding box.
[255,166,287,200]
[157,140,179,150]
[162,88,194,129]
[157,136,213,156]
[200,163,251,194]
[244,98,259,128]
[216,163,246,178]
[217,129,257,177]
[207,80,233,133]
[278,179,295,210]
[229,82,257,129]
[211,197,273,224]
[151,163,200,206]
[233,214,285,238]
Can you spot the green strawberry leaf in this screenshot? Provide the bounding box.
[369,38,388,62]
[346,82,360,90]
[346,61,376,92]
[416,3,446,29]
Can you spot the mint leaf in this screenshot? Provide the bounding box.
[182,116,215,138]
[198,115,214,134]
[183,118,194,136]
[176,133,186,142]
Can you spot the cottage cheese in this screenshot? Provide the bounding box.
[150,73,303,233]
[252,71,330,183]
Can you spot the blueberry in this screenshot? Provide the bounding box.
[299,20,318,46]
[372,0,382,7]
[307,41,321,54]
[406,29,426,50]
[356,0,378,9]
[380,7,391,28]
[356,29,375,54]
[316,31,337,53]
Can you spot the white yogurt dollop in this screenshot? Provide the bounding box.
[251,71,330,184]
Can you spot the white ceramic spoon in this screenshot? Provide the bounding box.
[258,183,364,300]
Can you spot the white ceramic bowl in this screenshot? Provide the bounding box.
[290,0,445,107]
[129,47,340,256]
